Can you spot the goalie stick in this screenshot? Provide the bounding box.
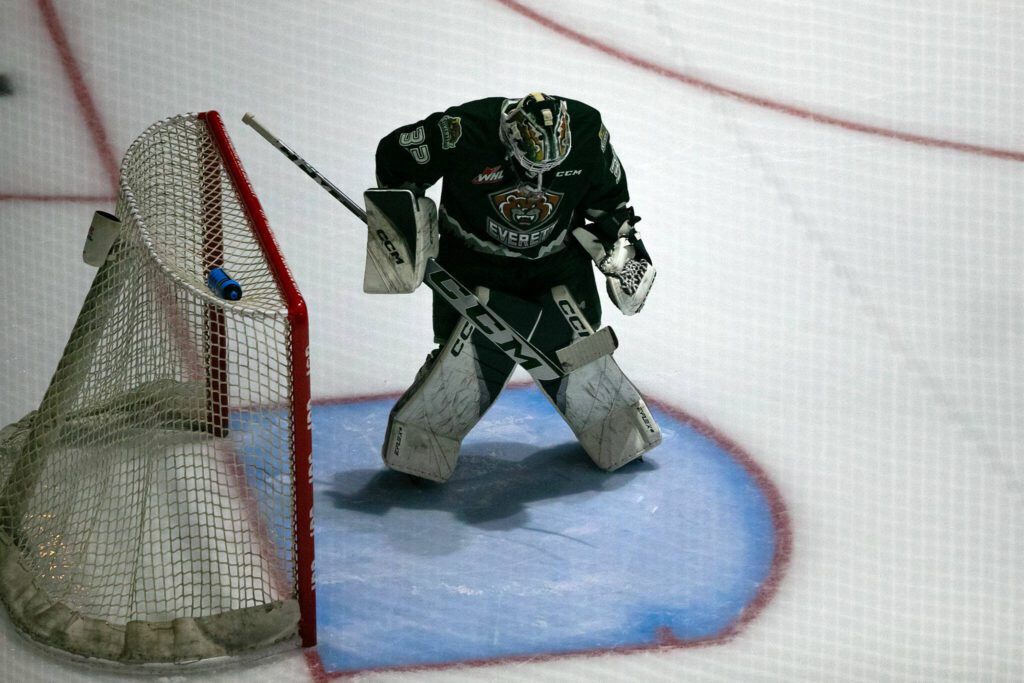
[242,113,616,381]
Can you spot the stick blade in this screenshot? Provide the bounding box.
[556,326,618,373]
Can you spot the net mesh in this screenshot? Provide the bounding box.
[0,113,304,662]
[0,1,1022,679]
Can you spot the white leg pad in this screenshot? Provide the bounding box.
[382,315,515,482]
[556,356,662,471]
[542,285,661,470]
[383,420,461,483]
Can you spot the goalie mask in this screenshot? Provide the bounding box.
[500,93,572,175]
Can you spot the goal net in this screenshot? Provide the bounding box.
[0,111,314,663]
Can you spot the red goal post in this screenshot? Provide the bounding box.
[201,111,316,651]
[0,111,315,662]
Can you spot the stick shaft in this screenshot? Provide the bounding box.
[242,113,566,380]
[243,113,367,221]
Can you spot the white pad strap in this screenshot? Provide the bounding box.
[363,188,439,293]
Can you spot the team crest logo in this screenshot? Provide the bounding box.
[438,115,462,150]
[486,187,564,251]
[490,187,562,227]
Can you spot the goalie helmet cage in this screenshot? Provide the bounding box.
[0,111,315,663]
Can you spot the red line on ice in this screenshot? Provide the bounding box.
[35,0,121,192]
[496,0,1024,163]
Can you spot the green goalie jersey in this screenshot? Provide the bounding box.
[375,96,632,262]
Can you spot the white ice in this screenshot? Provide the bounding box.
[1,1,1022,681]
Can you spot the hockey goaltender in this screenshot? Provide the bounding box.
[364,92,661,482]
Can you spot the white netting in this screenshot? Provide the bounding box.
[0,113,305,663]
[0,1,1022,680]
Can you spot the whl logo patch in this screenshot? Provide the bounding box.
[471,166,504,184]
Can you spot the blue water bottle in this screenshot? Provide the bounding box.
[207,267,242,301]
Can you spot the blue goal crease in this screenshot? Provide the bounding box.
[244,385,783,674]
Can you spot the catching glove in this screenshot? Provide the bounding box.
[599,233,656,316]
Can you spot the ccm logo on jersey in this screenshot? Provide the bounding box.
[555,168,582,177]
